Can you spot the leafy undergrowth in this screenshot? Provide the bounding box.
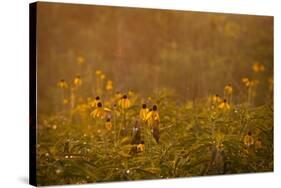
[37,88,273,186]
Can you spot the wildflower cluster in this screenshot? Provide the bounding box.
[36,58,273,185]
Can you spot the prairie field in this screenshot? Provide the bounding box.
[36,3,273,186]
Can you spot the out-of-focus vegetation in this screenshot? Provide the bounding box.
[36,2,273,186]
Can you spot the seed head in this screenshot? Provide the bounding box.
[97,102,102,108]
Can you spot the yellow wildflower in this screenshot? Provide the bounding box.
[242,77,250,87]
[139,104,149,121]
[252,63,259,73]
[106,80,113,91]
[252,62,265,73]
[128,90,135,97]
[95,70,102,76]
[114,92,122,100]
[90,102,106,119]
[218,99,230,110]
[100,74,106,80]
[105,118,112,131]
[73,75,82,87]
[242,78,259,87]
[224,84,233,95]
[103,107,112,113]
[137,141,145,152]
[57,79,68,89]
[244,132,254,147]
[212,94,222,104]
[89,96,101,108]
[118,95,131,109]
[146,105,160,126]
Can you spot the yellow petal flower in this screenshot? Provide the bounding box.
[242,77,249,83]
[140,106,149,121]
[244,133,254,147]
[95,70,102,76]
[100,74,106,80]
[89,97,100,108]
[218,100,230,110]
[57,79,68,89]
[118,95,131,109]
[252,63,260,73]
[145,105,160,127]
[106,80,113,91]
[90,102,105,119]
[212,94,221,104]
[73,76,82,86]
[105,119,112,131]
[137,143,145,152]
[252,62,265,73]
[224,84,233,95]
[104,107,112,112]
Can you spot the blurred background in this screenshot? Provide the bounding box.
[37,2,273,114]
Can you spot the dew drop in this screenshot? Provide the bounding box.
[56,169,62,174]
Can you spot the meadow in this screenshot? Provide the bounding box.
[35,3,273,186]
[37,62,273,186]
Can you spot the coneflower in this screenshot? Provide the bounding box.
[95,70,102,76]
[224,83,233,95]
[100,74,106,80]
[146,105,160,124]
[90,102,111,119]
[73,75,82,87]
[252,62,265,73]
[105,118,112,131]
[139,104,149,121]
[105,80,113,91]
[89,96,101,108]
[218,99,230,110]
[57,79,68,89]
[212,94,221,105]
[118,94,131,109]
